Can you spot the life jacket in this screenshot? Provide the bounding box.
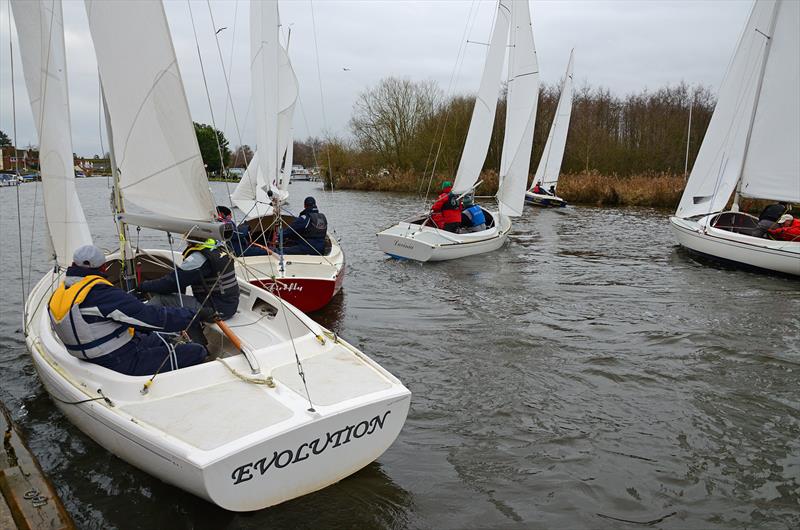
[769,219,800,241]
[49,275,134,360]
[183,240,239,311]
[305,211,328,240]
[463,205,486,227]
[532,185,543,194]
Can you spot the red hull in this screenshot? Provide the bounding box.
[249,265,345,313]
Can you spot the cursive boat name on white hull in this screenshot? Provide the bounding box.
[230,411,392,485]
[393,241,415,249]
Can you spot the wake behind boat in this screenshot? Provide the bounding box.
[669,0,799,276]
[377,0,538,262]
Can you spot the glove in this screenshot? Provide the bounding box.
[196,306,218,323]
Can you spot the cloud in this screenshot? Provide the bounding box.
[0,0,752,156]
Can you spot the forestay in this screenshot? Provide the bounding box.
[497,0,539,217]
[740,0,799,203]
[452,0,512,196]
[84,0,215,222]
[12,0,92,267]
[533,50,575,191]
[675,0,777,218]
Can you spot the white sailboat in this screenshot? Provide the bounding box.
[525,50,574,208]
[230,0,345,312]
[376,0,538,262]
[669,0,799,276]
[17,0,409,512]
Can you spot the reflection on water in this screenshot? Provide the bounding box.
[0,179,798,529]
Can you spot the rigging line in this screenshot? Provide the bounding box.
[187,0,229,200]
[204,0,252,217]
[8,0,25,303]
[423,0,480,205]
[309,0,334,191]
[220,0,239,139]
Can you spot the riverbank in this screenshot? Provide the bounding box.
[326,170,687,208]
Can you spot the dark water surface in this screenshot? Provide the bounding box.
[1,179,798,529]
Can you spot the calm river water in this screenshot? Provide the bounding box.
[0,178,798,529]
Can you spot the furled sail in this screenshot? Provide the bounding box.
[497,0,539,217]
[84,0,216,222]
[675,0,778,218]
[451,0,512,196]
[740,0,799,203]
[533,50,575,191]
[12,0,92,267]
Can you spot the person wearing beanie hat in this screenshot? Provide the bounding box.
[275,195,328,255]
[767,213,800,241]
[47,245,207,376]
[460,193,487,233]
[430,180,461,232]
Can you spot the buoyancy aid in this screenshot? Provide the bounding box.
[49,275,134,360]
[462,205,486,227]
[305,211,328,240]
[431,191,461,226]
[768,219,800,241]
[182,240,239,311]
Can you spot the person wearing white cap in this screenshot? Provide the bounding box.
[47,245,207,375]
[767,213,800,242]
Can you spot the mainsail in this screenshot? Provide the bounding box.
[497,0,539,217]
[84,0,216,222]
[675,0,782,218]
[451,0,512,196]
[12,0,93,267]
[234,0,298,218]
[533,50,575,191]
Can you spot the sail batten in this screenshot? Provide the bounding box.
[85,0,215,222]
[497,0,539,217]
[12,0,93,267]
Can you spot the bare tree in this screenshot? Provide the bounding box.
[350,77,442,169]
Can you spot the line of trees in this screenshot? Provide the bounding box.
[292,77,715,181]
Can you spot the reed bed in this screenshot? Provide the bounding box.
[328,169,686,209]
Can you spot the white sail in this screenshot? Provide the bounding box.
[241,2,298,210]
[675,0,778,218]
[533,50,575,191]
[740,0,799,203]
[452,0,512,195]
[279,127,294,192]
[497,0,539,217]
[12,0,93,268]
[84,0,215,222]
[232,152,273,218]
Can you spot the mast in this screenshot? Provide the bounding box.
[732,0,781,211]
[101,85,134,287]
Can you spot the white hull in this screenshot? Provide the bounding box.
[24,249,409,511]
[376,210,511,262]
[524,191,566,208]
[670,214,800,276]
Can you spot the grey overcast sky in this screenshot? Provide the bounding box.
[0,0,753,157]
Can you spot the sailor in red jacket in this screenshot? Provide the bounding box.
[430,180,462,232]
[768,214,800,241]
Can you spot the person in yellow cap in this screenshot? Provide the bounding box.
[48,245,207,375]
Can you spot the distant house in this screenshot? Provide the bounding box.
[1,146,39,172]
